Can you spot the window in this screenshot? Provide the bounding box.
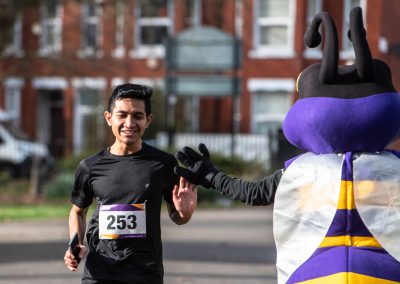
[3,14,23,57]
[74,89,104,153]
[250,0,296,58]
[252,90,292,154]
[39,0,62,56]
[5,87,21,123]
[80,0,103,57]
[304,0,322,58]
[252,92,292,130]
[132,0,173,58]
[4,78,24,127]
[112,0,126,58]
[341,0,366,59]
[249,78,294,134]
[73,78,106,154]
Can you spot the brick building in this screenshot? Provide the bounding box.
[1,0,399,157]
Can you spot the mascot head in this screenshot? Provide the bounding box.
[283,7,400,154]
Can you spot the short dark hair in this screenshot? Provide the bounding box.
[108,83,153,115]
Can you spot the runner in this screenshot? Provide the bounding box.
[64,83,197,284]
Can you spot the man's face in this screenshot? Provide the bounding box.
[104,98,152,147]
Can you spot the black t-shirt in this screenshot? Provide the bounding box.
[71,143,179,284]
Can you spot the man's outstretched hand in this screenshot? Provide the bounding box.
[174,143,219,188]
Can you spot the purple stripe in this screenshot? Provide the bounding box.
[287,246,400,283]
[100,204,144,211]
[341,152,353,181]
[117,234,146,239]
[326,209,372,237]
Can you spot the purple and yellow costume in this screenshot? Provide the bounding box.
[275,8,400,283]
[175,7,400,284]
[275,151,400,283]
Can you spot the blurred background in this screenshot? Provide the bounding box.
[0,0,399,204]
[0,0,400,220]
[0,0,400,282]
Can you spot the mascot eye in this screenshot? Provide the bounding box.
[296,72,302,93]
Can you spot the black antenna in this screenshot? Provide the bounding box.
[304,12,339,84]
[348,7,374,81]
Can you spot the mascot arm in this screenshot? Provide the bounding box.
[212,169,283,206]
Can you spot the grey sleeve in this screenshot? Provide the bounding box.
[211,169,283,206]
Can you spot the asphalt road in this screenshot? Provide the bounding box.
[0,207,277,284]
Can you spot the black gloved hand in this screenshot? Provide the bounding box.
[174,143,219,188]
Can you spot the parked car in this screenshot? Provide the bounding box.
[0,122,54,178]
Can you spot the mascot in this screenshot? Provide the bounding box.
[174,7,400,284]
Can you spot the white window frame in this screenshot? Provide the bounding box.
[112,0,126,58]
[130,0,174,59]
[248,78,294,131]
[340,0,367,60]
[249,0,296,59]
[3,14,24,57]
[3,77,24,126]
[78,1,103,58]
[235,0,244,38]
[303,0,323,59]
[186,0,201,28]
[111,77,165,89]
[33,76,68,90]
[38,0,63,56]
[128,77,165,89]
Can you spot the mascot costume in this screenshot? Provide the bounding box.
[174,7,400,284]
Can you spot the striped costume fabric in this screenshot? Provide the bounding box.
[286,152,400,283]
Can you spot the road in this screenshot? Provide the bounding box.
[0,207,277,284]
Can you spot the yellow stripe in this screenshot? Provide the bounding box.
[100,234,120,239]
[337,180,356,209]
[295,272,400,284]
[319,235,382,248]
[132,203,145,210]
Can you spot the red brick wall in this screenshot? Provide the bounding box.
[2,0,400,151]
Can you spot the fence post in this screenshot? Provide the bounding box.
[29,154,41,201]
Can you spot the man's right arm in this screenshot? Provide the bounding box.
[68,204,88,243]
[64,205,88,271]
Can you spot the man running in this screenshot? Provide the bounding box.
[64,83,197,284]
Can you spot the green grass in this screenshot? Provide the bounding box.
[0,204,71,222]
[0,203,98,223]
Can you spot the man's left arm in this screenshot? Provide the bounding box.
[167,177,197,225]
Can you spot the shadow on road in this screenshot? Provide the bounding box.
[164,240,276,263]
[0,240,276,264]
[165,271,277,281]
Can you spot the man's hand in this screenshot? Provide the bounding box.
[174,143,219,188]
[64,245,86,272]
[171,177,197,224]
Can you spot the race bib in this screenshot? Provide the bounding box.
[99,203,146,239]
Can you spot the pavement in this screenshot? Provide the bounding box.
[0,207,277,284]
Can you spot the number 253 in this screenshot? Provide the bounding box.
[107,215,137,230]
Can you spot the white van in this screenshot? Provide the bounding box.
[0,116,54,178]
